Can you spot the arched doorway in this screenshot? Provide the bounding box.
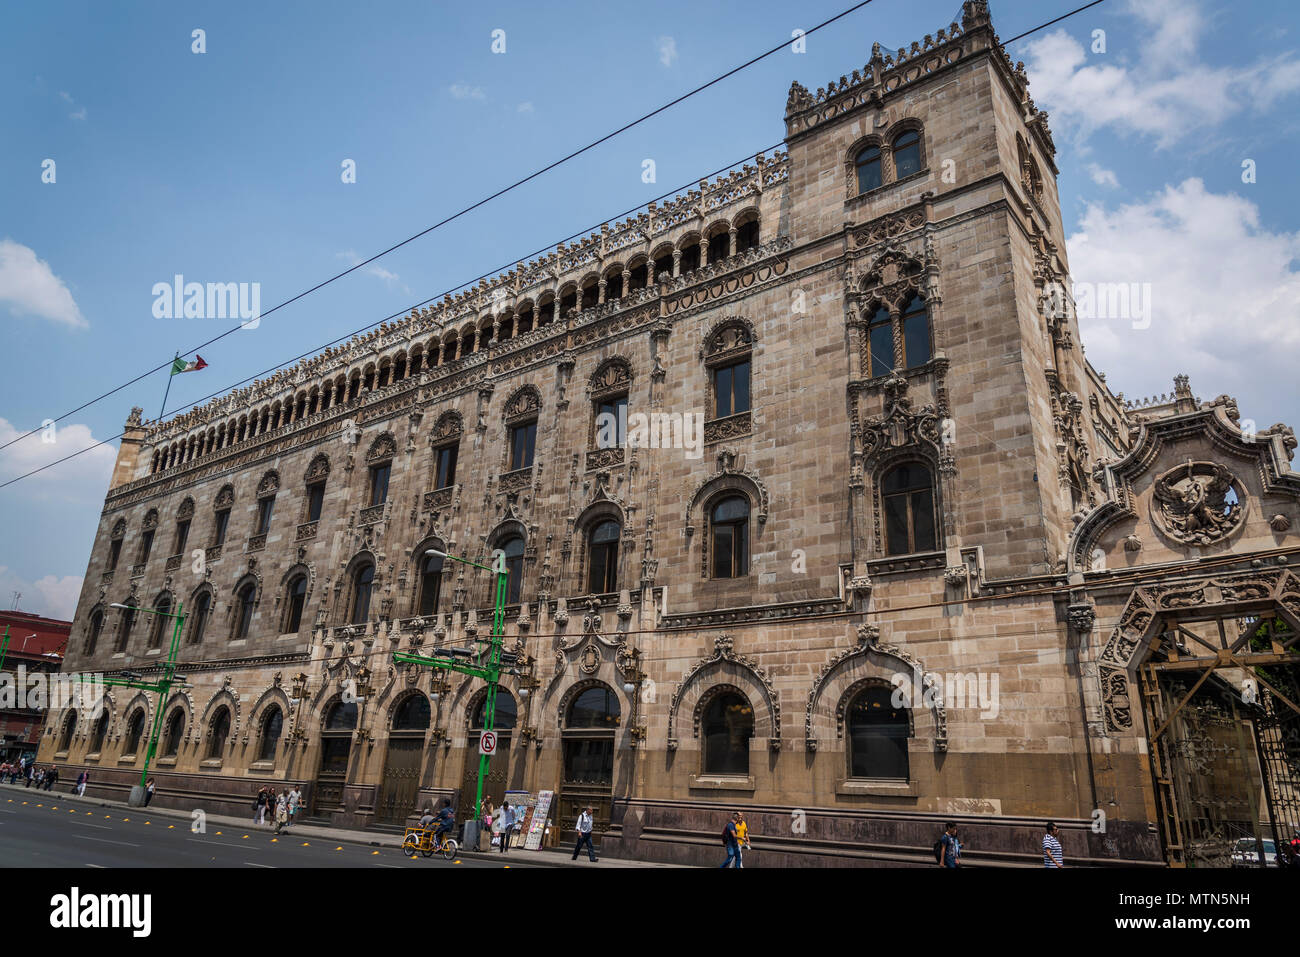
[458,686,516,824]
[312,699,357,815]
[375,693,430,825]
[558,682,620,841]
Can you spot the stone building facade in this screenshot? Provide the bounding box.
[40,1,1300,866]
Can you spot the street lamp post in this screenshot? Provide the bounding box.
[79,601,188,806]
[392,548,511,836]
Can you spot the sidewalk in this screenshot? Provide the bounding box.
[0,779,684,867]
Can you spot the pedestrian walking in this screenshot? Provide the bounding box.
[44,766,58,791]
[720,811,741,868]
[572,805,598,862]
[1043,822,1065,868]
[24,761,34,787]
[497,804,515,854]
[288,785,302,827]
[273,790,289,834]
[480,801,494,851]
[735,811,752,867]
[254,786,268,825]
[75,770,88,797]
[937,822,961,868]
[144,778,156,806]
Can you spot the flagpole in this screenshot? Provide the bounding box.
[159,351,179,421]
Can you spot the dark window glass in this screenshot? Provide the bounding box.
[703,692,754,775]
[352,564,374,624]
[856,146,882,192]
[901,296,931,368]
[190,593,210,645]
[588,520,620,594]
[567,686,620,729]
[58,711,76,751]
[108,538,122,571]
[868,306,894,378]
[174,519,190,555]
[214,509,230,546]
[258,709,283,762]
[369,463,391,507]
[307,482,325,522]
[150,596,171,647]
[680,243,700,274]
[139,529,154,564]
[628,263,648,291]
[85,611,103,655]
[285,576,307,633]
[848,685,910,779]
[418,552,443,616]
[208,708,231,759]
[893,131,921,179]
[711,496,749,579]
[326,700,358,730]
[509,422,537,471]
[882,464,937,555]
[91,714,109,753]
[654,254,673,280]
[116,605,137,652]
[736,219,760,252]
[393,695,431,731]
[434,445,458,489]
[707,232,729,264]
[162,710,184,757]
[257,496,275,535]
[124,710,145,756]
[563,737,614,786]
[235,584,256,639]
[495,537,525,605]
[471,688,516,730]
[713,360,751,419]
[594,397,627,448]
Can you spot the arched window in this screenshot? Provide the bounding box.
[900,295,931,369]
[189,592,211,645]
[567,686,620,729]
[90,712,109,754]
[350,563,375,624]
[115,603,137,653]
[710,496,750,579]
[207,706,231,759]
[149,594,172,648]
[258,707,283,762]
[867,304,894,378]
[108,521,126,571]
[706,228,730,265]
[702,691,753,775]
[471,687,516,730]
[124,709,146,756]
[325,700,358,730]
[892,130,921,179]
[847,685,909,779]
[392,694,431,731]
[856,144,883,193]
[162,709,185,758]
[58,710,77,752]
[587,520,620,594]
[85,609,104,655]
[679,239,701,275]
[496,536,525,605]
[882,463,937,555]
[736,216,760,253]
[233,582,256,639]
[283,576,307,633]
[417,551,443,617]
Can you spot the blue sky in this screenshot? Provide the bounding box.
[2,0,1299,618]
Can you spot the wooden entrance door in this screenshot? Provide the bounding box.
[312,734,351,814]
[375,736,424,825]
[558,733,614,840]
[457,733,511,822]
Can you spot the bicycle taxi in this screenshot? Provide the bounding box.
[402,824,459,861]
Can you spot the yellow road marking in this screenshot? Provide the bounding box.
[270,838,278,843]
[335,846,342,851]
[168,825,175,829]
[301,842,309,846]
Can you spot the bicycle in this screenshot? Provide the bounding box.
[402,825,458,861]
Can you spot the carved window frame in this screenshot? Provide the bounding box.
[703,490,752,580]
[857,282,933,382]
[430,411,463,492]
[840,677,913,782]
[108,519,127,571]
[875,456,941,557]
[696,683,755,776]
[586,358,632,470]
[702,319,755,445]
[845,120,928,203]
[302,454,331,524]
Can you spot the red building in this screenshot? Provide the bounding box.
[0,610,69,764]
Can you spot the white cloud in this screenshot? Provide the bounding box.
[1087,164,1119,188]
[517,101,534,113]
[335,251,409,294]
[1068,178,1300,429]
[0,239,86,328]
[58,89,87,121]
[1023,0,1300,147]
[0,566,83,621]
[0,416,117,493]
[657,36,678,68]
[449,82,486,100]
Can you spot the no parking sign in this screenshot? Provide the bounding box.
[478,730,497,755]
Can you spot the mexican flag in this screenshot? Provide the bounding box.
[170,355,208,376]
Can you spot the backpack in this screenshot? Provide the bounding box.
[933,837,945,863]
[721,824,733,846]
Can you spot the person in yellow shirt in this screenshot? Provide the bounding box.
[735,811,751,868]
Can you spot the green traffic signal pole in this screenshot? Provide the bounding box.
[393,549,509,827]
[72,601,186,798]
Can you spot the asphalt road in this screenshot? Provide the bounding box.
[0,793,541,869]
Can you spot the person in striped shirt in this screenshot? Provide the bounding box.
[1043,822,1065,867]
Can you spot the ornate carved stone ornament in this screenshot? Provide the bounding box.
[177,497,195,521]
[365,433,397,464]
[1150,461,1245,546]
[586,357,632,397]
[700,317,755,363]
[666,633,781,751]
[503,384,542,422]
[142,509,159,531]
[304,453,331,482]
[430,410,463,443]
[682,447,770,536]
[214,484,235,510]
[859,373,940,458]
[256,469,280,498]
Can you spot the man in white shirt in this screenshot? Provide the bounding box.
[287,786,302,828]
[571,805,597,862]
